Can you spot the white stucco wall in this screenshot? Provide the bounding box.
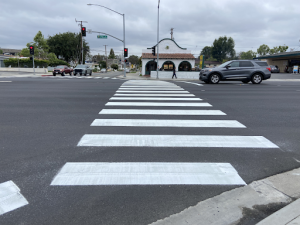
[150,71,200,79]
[142,59,195,75]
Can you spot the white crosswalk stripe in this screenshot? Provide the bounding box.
[105,102,212,107]
[91,119,245,127]
[78,134,278,148]
[99,109,226,115]
[116,90,190,93]
[50,162,246,186]
[110,97,202,101]
[114,93,195,96]
[0,181,29,215]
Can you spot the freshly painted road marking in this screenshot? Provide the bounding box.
[0,81,12,82]
[91,119,246,128]
[120,86,180,88]
[99,109,226,115]
[105,102,212,107]
[78,135,279,148]
[110,97,202,101]
[50,162,246,185]
[118,88,184,90]
[114,94,195,96]
[183,81,203,86]
[0,181,29,215]
[116,90,190,93]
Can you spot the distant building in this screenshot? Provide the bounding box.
[0,48,21,56]
[141,38,195,75]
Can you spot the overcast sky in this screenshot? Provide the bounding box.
[1,0,300,57]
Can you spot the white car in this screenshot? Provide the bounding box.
[125,68,130,73]
[100,69,107,73]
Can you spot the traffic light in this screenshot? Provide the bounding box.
[29,46,34,55]
[81,27,86,36]
[124,48,128,57]
[125,59,128,63]
[152,46,156,56]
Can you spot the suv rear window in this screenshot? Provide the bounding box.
[255,61,268,66]
[240,61,254,67]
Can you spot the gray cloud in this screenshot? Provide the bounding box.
[1,0,299,57]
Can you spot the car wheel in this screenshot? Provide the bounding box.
[74,73,76,76]
[61,72,65,76]
[80,73,82,76]
[90,71,92,76]
[84,71,87,76]
[251,74,262,84]
[53,73,56,76]
[209,74,220,84]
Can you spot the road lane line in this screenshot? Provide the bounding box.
[99,109,225,115]
[110,97,202,101]
[114,94,195,96]
[91,119,246,128]
[0,81,12,82]
[50,162,246,186]
[105,102,212,107]
[0,181,29,215]
[120,86,180,88]
[77,135,279,148]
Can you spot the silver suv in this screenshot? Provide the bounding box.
[199,60,271,84]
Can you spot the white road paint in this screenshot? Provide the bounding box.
[91,119,246,128]
[0,81,12,82]
[110,97,202,101]
[116,90,190,93]
[95,77,102,79]
[120,86,180,88]
[103,77,110,79]
[99,109,226,115]
[105,102,212,107]
[119,88,184,90]
[182,81,203,86]
[50,162,246,185]
[111,78,117,79]
[0,181,29,215]
[78,134,279,148]
[114,94,195,96]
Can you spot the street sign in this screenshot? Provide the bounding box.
[97,35,107,39]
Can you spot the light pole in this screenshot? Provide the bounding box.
[87,3,126,78]
[156,0,160,79]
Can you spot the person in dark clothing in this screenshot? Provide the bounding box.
[172,66,177,79]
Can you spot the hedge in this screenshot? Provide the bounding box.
[4,58,70,68]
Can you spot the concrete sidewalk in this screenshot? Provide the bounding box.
[150,167,300,225]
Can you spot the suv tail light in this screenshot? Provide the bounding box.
[267,67,271,72]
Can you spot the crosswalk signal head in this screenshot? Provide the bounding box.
[29,46,34,55]
[124,48,128,57]
[82,27,86,36]
[152,46,156,56]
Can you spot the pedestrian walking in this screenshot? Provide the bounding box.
[172,66,177,79]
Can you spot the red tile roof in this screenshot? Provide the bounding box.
[142,53,195,59]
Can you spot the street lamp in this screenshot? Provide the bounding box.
[156,0,160,79]
[87,3,126,78]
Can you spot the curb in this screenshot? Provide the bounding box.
[150,167,300,225]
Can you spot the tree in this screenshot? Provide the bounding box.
[269,45,289,55]
[92,54,106,63]
[99,61,106,69]
[20,48,30,57]
[240,50,257,59]
[200,46,212,60]
[0,49,3,54]
[128,55,139,65]
[211,36,235,62]
[257,44,270,56]
[108,49,115,59]
[111,64,118,70]
[48,32,90,64]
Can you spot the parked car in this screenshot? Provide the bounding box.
[270,65,280,73]
[53,65,73,76]
[100,68,106,73]
[73,65,92,76]
[199,60,271,84]
[125,68,130,73]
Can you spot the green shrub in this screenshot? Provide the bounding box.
[4,58,49,68]
[111,64,118,70]
[93,68,98,72]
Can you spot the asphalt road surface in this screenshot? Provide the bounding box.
[0,76,300,225]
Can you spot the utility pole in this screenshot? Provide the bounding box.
[75,19,87,64]
[104,45,108,70]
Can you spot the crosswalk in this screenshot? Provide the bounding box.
[51,80,279,186]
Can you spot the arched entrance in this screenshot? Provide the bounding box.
[178,61,192,71]
[145,60,157,75]
[162,61,175,71]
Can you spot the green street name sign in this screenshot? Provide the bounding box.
[97,35,107,39]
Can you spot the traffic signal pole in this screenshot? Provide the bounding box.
[33,55,35,75]
[123,14,126,78]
